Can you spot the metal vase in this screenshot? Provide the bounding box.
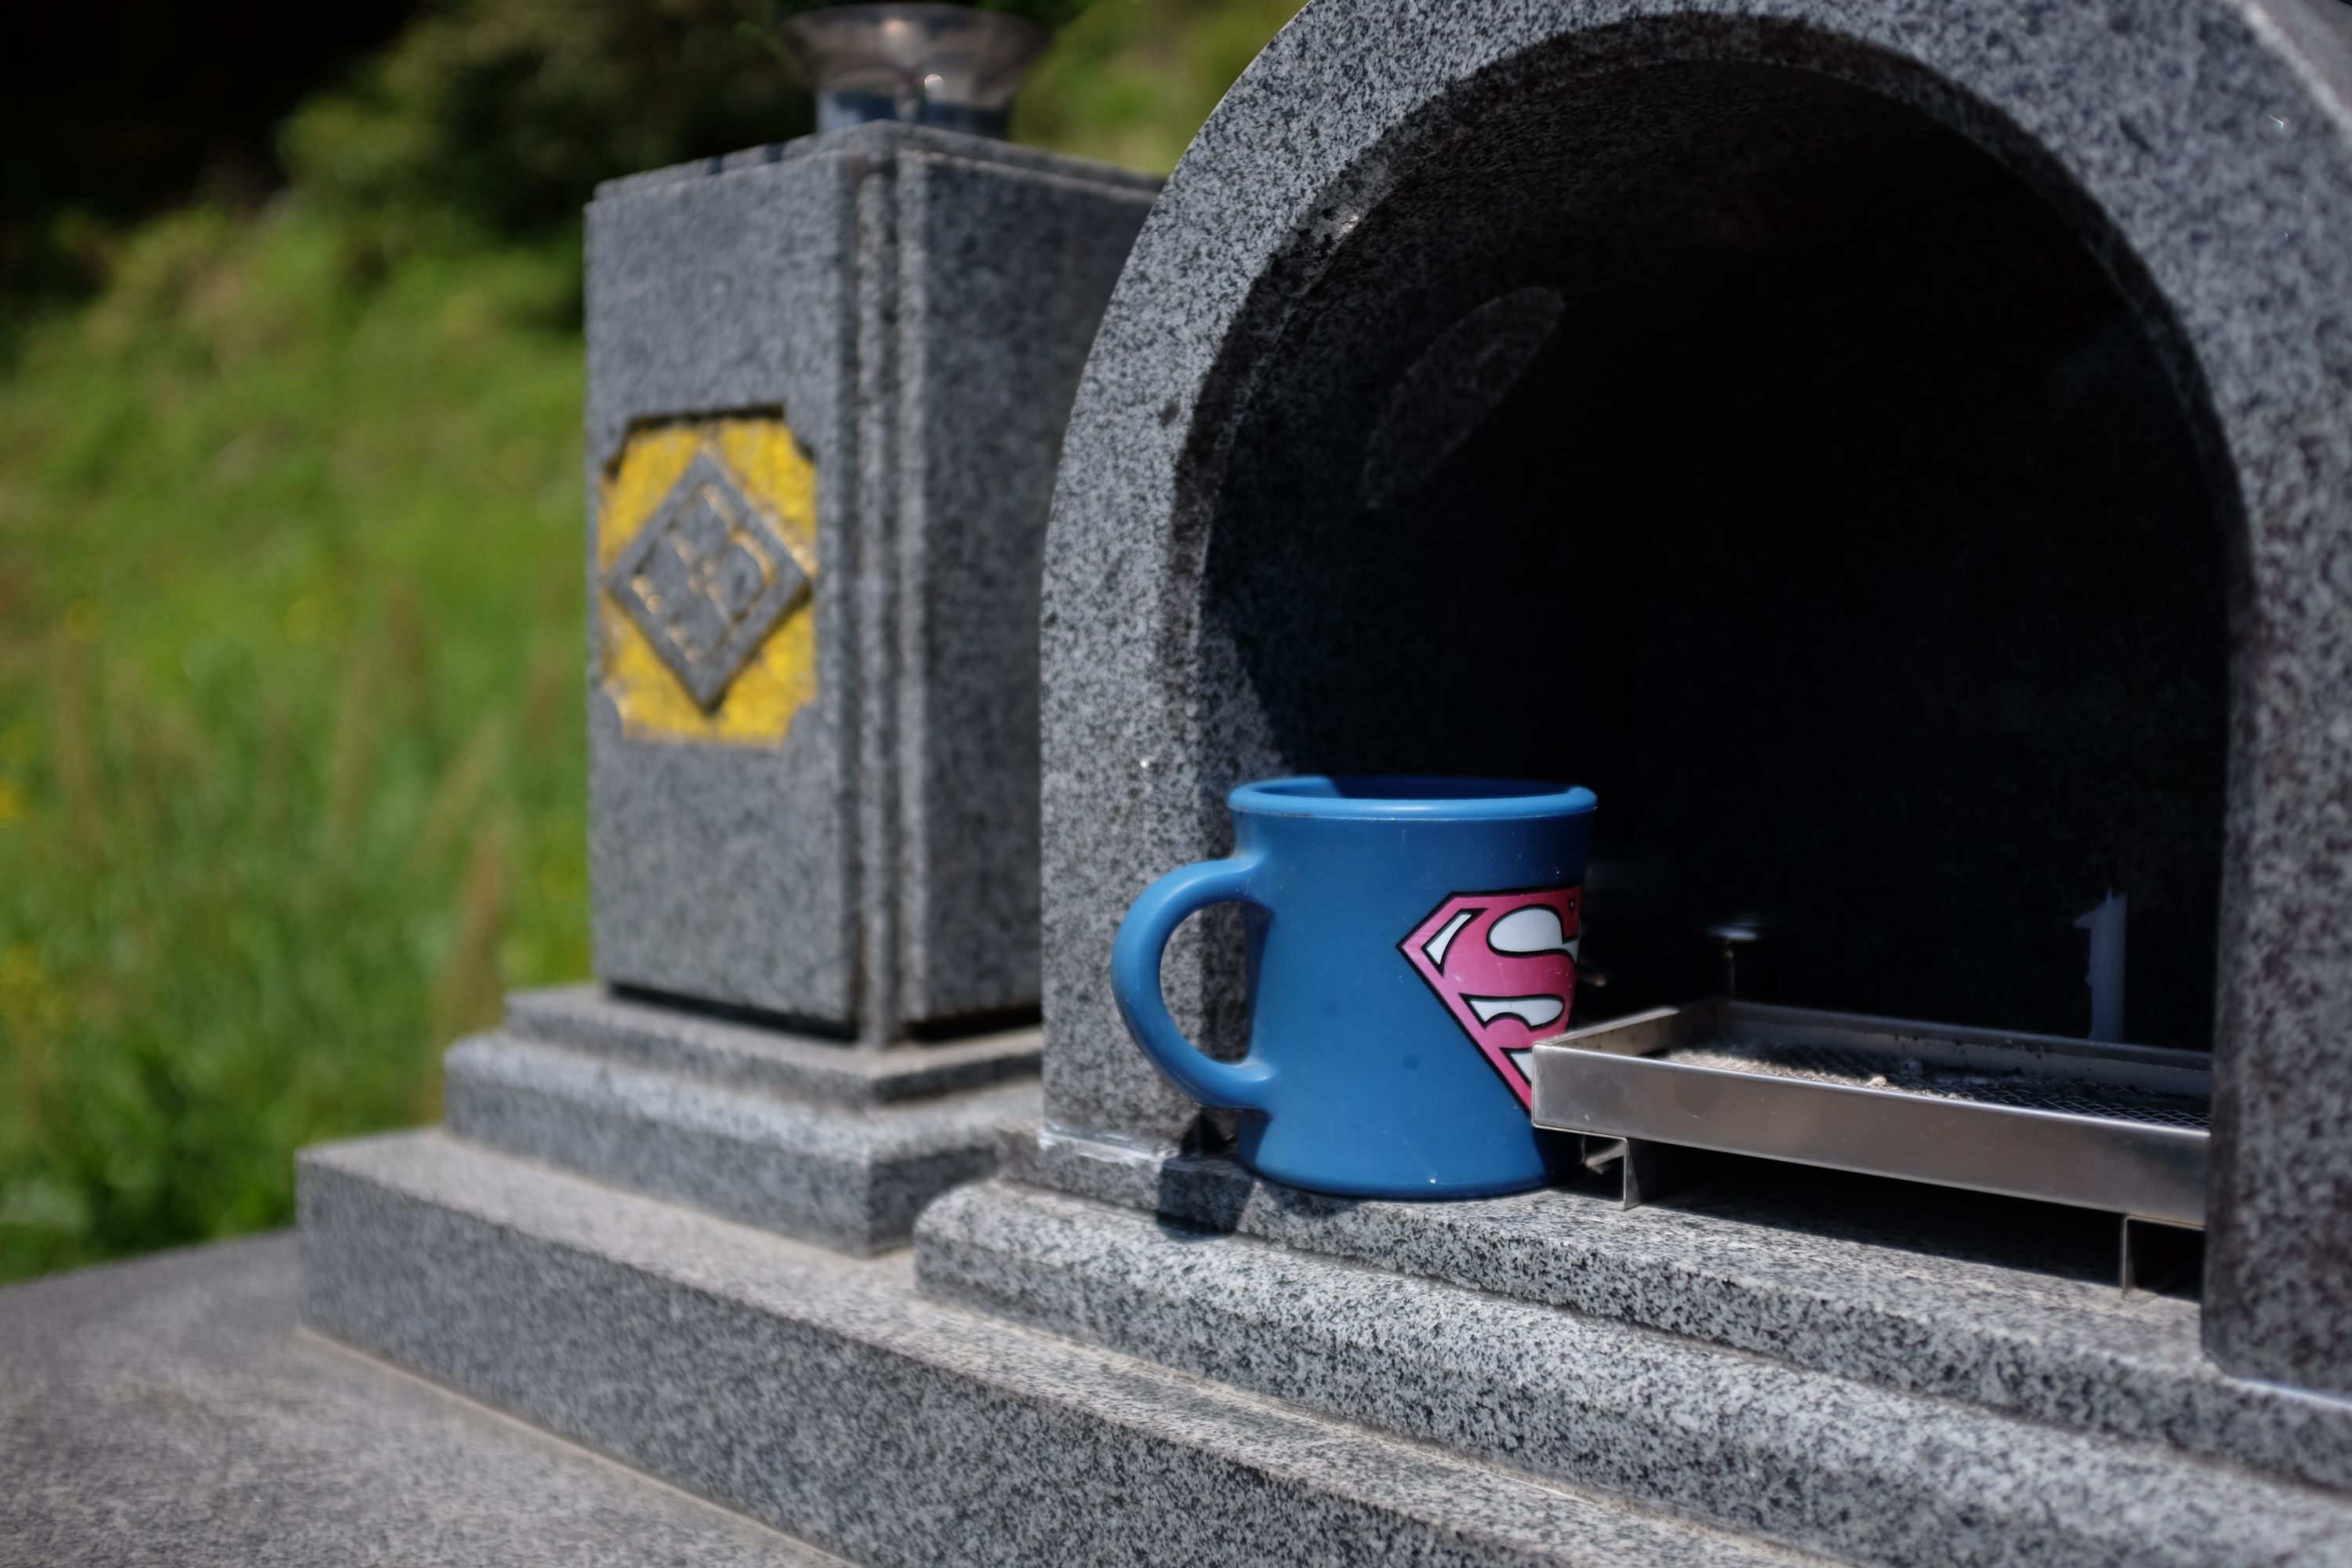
[782,4,1051,139]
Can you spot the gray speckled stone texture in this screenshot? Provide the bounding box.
[917,1178,2352,1568]
[445,985,1040,1253]
[586,141,856,1025]
[1002,1130,2352,1497]
[445,1034,1036,1254]
[506,984,1042,1106]
[1036,0,2352,1392]
[594,125,1157,202]
[591,122,1152,1034]
[0,1236,840,1566]
[298,1130,1821,1568]
[893,147,1157,1024]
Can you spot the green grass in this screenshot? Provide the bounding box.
[0,0,1307,1286]
[0,206,590,1282]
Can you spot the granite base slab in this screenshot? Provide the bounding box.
[445,1023,1037,1257]
[297,1130,1819,1568]
[916,1177,2352,1568]
[0,1235,839,1566]
[505,984,1043,1105]
[1007,1129,2352,1497]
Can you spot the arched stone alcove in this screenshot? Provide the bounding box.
[1203,49,2234,1050]
[1042,0,2352,1391]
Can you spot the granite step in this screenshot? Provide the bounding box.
[500,985,1044,1107]
[299,1129,1822,1568]
[915,1176,2352,1568]
[1009,1127,2352,1494]
[444,1030,1039,1254]
[0,1235,844,1567]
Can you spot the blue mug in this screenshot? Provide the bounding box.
[1110,776,1598,1198]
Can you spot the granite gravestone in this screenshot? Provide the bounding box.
[437,122,1156,1254]
[586,124,1155,1039]
[1033,0,2352,1398]
[289,5,2352,1564]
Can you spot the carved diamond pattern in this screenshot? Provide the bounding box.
[604,451,811,710]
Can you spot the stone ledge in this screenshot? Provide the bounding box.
[503,985,1043,1108]
[916,1177,2352,1568]
[1007,1127,2352,1494]
[592,121,1164,201]
[445,1033,1037,1254]
[298,1129,1819,1568]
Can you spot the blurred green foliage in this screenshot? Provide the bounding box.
[1014,0,1305,173]
[0,0,1303,1285]
[0,211,587,1279]
[281,0,809,256]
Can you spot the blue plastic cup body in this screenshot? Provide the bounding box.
[1110,775,1597,1199]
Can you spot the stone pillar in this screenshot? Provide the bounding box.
[588,123,1156,1038]
[1034,0,2352,1392]
[445,122,1156,1253]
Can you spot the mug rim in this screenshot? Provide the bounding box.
[1229,775,1596,822]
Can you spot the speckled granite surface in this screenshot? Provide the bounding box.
[441,986,1040,1254]
[585,140,856,1025]
[595,124,1160,201]
[504,984,1041,1107]
[445,1034,1036,1255]
[0,1236,839,1566]
[917,1178,2352,1568]
[1036,0,2352,1395]
[298,1130,1823,1568]
[590,122,1151,1034]
[1003,1129,2352,1497]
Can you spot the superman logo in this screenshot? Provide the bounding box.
[1400,887,1581,1109]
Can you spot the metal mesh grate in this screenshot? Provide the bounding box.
[1660,1040,2211,1130]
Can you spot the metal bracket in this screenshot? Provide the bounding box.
[1581,1134,1705,1210]
[1580,1127,2206,1298]
[2119,1214,2205,1299]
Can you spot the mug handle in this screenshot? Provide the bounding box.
[1110,853,1276,1112]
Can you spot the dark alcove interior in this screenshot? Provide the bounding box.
[1202,53,2230,1048]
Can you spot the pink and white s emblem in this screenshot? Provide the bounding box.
[1399,887,1581,1109]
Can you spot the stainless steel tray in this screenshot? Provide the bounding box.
[1528,1001,2211,1225]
